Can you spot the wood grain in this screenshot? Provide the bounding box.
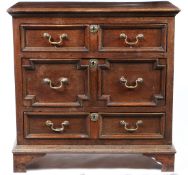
[8,1,179,172]
[8,2,180,16]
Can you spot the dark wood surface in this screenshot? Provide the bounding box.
[22,59,89,107]
[13,144,176,172]
[24,112,90,139]
[99,113,165,139]
[99,24,167,52]
[21,24,89,52]
[13,144,176,154]
[8,1,179,172]
[8,1,180,15]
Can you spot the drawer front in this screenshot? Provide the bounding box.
[99,24,167,52]
[98,59,166,107]
[99,113,165,139]
[24,112,90,139]
[20,24,89,52]
[22,58,89,107]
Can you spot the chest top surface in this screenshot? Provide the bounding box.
[8,1,180,17]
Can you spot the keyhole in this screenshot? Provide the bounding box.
[90,59,98,68]
[93,114,97,120]
[90,113,99,121]
[91,61,95,66]
[90,25,99,33]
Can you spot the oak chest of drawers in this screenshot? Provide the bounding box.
[8,1,180,172]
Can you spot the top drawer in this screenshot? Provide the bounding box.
[20,24,89,52]
[20,23,167,53]
[98,24,167,52]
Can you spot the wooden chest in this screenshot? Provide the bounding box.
[8,1,180,172]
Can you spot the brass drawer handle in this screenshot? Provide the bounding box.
[43,32,68,46]
[120,120,143,132]
[120,76,143,89]
[120,33,144,46]
[43,77,68,90]
[45,120,69,132]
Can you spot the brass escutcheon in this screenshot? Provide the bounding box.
[90,113,99,122]
[90,25,99,33]
[89,59,98,68]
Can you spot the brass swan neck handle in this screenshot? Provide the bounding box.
[43,32,68,46]
[43,77,68,90]
[120,76,143,89]
[120,120,143,132]
[45,120,69,132]
[120,33,144,46]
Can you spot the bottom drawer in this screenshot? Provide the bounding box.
[24,112,90,139]
[99,113,165,139]
[23,112,165,141]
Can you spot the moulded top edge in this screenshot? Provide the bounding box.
[7,1,180,16]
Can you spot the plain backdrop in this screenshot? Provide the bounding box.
[0,0,187,174]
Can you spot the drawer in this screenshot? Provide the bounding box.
[20,24,89,52]
[24,112,90,139]
[99,113,165,139]
[98,24,167,52]
[98,59,166,107]
[22,58,90,107]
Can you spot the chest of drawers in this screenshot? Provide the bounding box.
[8,1,180,172]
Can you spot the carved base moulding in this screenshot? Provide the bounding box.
[13,144,176,172]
